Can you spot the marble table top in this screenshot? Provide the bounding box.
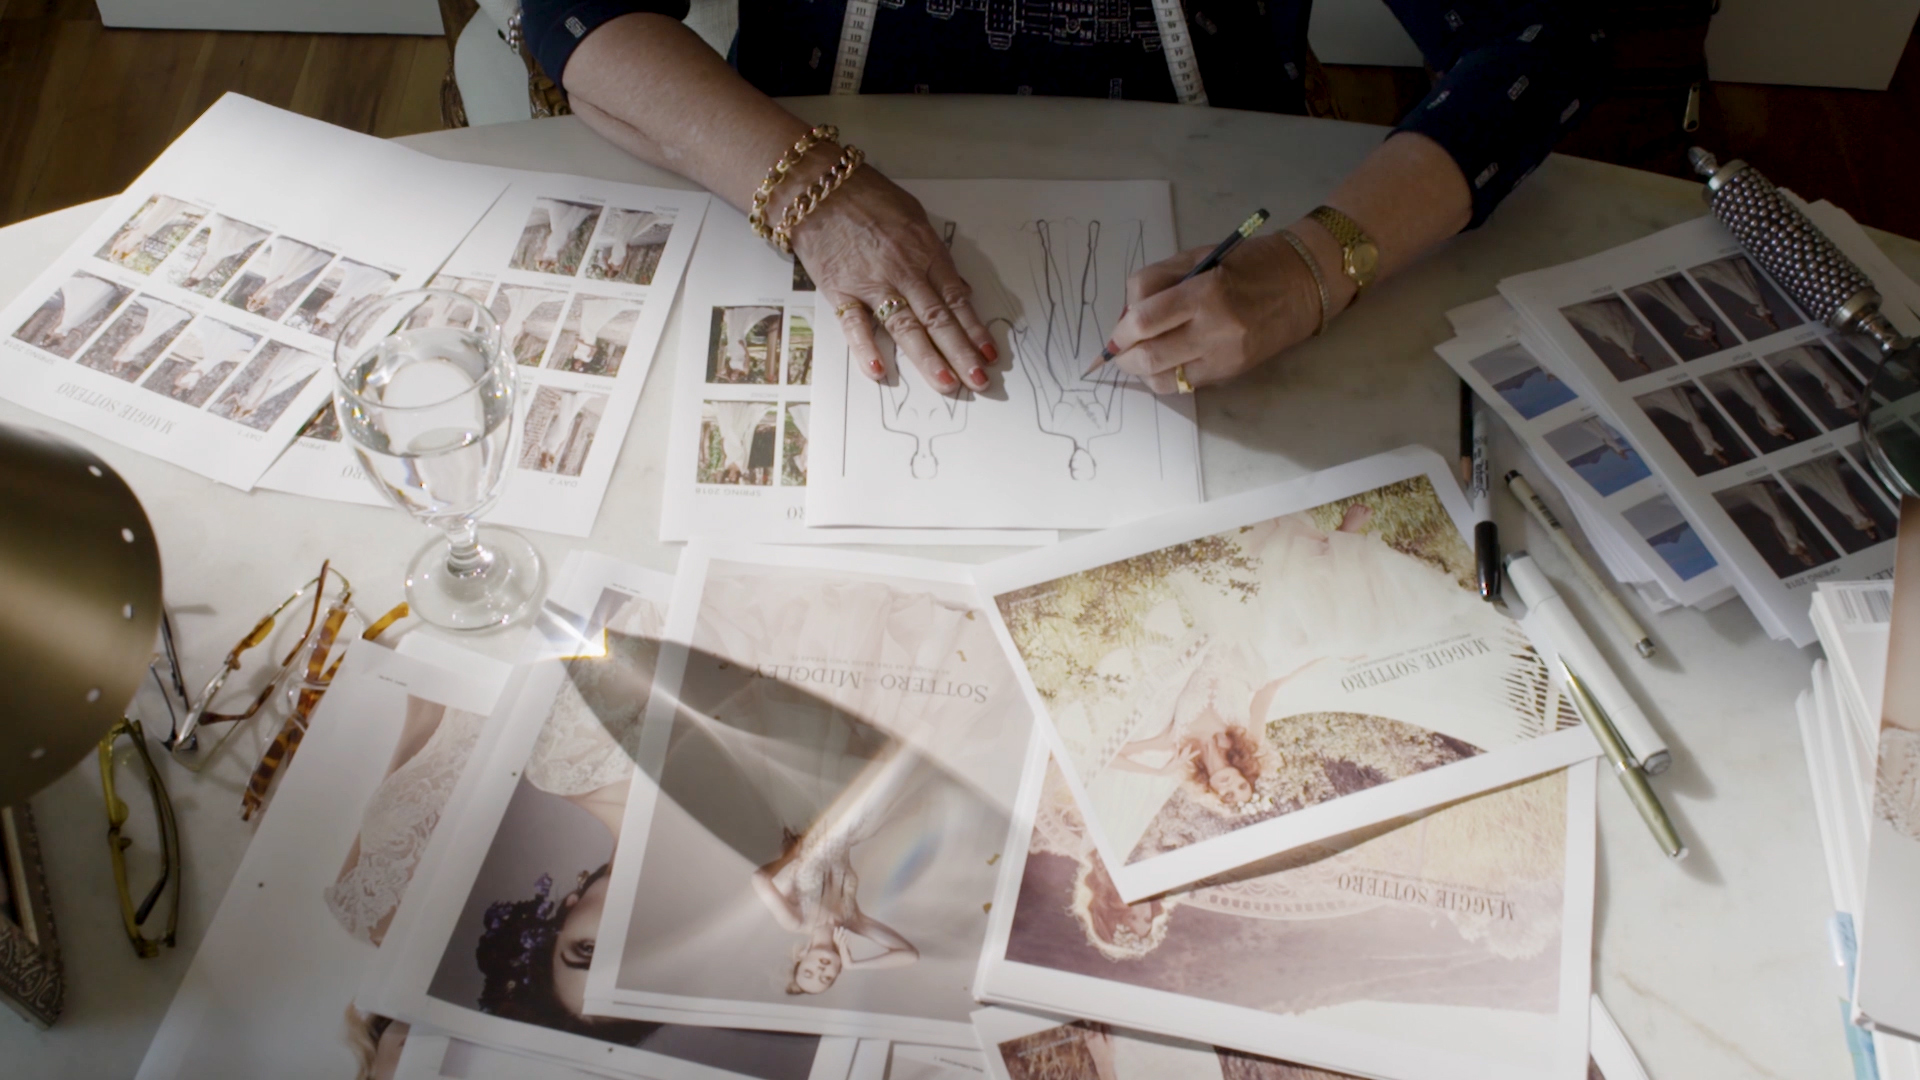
[5,96,1909,1080]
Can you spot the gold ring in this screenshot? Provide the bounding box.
[1174,364,1195,394]
[834,299,864,319]
[872,296,909,323]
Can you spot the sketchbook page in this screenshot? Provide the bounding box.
[806,180,1201,530]
[258,170,710,538]
[584,541,1036,1047]
[1852,500,1920,1039]
[0,94,504,490]
[973,733,1596,1080]
[1436,305,1731,608]
[972,1006,1371,1080]
[1498,216,1903,646]
[657,200,1054,547]
[135,644,507,1080]
[974,445,1595,902]
[361,552,845,1080]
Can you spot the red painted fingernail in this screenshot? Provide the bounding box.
[935,369,958,390]
[969,366,988,387]
[866,358,885,377]
[983,342,999,363]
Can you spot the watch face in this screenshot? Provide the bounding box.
[1347,241,1380,287]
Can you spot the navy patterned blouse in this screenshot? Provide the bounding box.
[522,0,1608,228]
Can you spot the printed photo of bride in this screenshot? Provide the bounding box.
[583,207,674,285]
[1004,761,1569,1030]
[163,213,269,297]
[425,589,822,1080]
[76,293,194,382]
[14,271,132,359]
[138,318,261,406]
[519,386,606,477]
[285,259,400,340]
[546,295,641,377]
[221,235,334,321]
[207,340,321,431]
[995,475,1559,872]
[511,198,604,278]
[707,305,782,384]
[782,404,809,486]
[698,400,778,486]
[489,285,566,366]
[602,560,1029,1040]
[96,194,206,275]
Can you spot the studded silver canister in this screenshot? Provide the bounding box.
[1688,147,1909,355]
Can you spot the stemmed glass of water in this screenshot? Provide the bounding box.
[333,288,544,630]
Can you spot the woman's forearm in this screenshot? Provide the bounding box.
[560,14,827,214]
[1290,132,1471,319]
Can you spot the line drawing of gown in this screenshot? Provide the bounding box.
[564,297,634,370]
[1631,278,1720,349]
[1716,368,1790,436]
[1692,257,1778,329]
[1007,218,1141,480]
[312,263,398,334]
[105,300,192,370]
[323,705,489,943]
[1790,456,1877,534]
[712,402,766,479]
[877,343,969,478]
[50,276,121,341]
[1566,297,1649,371]
[1775,346,1860,413]
[243,239,331,311]
[181,217,264,286]
[1723,483,1812,561]
[1640,386,1725,461]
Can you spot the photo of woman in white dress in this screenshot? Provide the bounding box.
[97,193,205,274]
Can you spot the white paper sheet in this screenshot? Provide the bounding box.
[1499,216,1905,646]
[973,1006,1371,1079]
[585,542,1036,1047]
[0,94,505,489]
[975,445,1596,901]
[973,734,1596,1080]
[659,202,1055,547]
[135,643,508,1080]
[259,170,710,537]
[805,180,1201,530]
[360,551,852,1080]
[1438,302,1731,608]
[394,1031,864,1080]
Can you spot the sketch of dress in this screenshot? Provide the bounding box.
[324,707,488,942]
[1006,218,1144,480]
[877,344,969,478]
[1565,298,1650,372]
[1692,257,1777,329]
[1640,386,1725,462]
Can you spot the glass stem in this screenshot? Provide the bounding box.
[444,518,487,577]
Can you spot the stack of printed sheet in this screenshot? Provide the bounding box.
[1799,499,1920,1080]
[139,446,1660,1080]
[0,93,712,539]
[1437,200,1917,646]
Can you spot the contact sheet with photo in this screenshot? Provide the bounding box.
[0,94,505,489]
[972,735,1598,1080]
[359,552,857,1080]
[975,446,1597,903]
[259,169,710,537]
[1500,213,1910,645]
[583,542,1038,1046]
[657,201,1055,547]
[1437,302,1732,610]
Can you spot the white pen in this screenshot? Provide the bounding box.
[1505,551,1671,774]
[1505,470,1655,658]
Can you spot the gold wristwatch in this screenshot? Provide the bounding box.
[1308,205,1379,295]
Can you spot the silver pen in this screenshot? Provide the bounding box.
[1559,657,1687,860]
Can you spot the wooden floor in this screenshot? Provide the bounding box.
[3,4,1919,241]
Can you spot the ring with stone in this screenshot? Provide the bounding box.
[871,296,910,323]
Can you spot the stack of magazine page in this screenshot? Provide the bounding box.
[140,451,1637,1080]
[0,92,712,539]
[1438,199,1917,646]
[1796,554,1920,1080]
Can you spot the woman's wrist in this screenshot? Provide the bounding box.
[1284,216,1360,321]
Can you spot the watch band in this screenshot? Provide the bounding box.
[1308,205,1377,295]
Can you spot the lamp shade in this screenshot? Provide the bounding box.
[0,423,161,805]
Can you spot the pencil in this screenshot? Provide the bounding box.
[1087,208,1270,375]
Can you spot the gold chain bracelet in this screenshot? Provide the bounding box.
[749,124,837,243]
[771,144,866,254]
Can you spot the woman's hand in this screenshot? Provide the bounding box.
[1103,233,1329,394]
[833,925,855,963]
[787,167,998,396]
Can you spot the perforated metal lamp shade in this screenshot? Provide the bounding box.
[0,422,162,806]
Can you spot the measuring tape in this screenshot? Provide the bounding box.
[832,0,1207,105]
